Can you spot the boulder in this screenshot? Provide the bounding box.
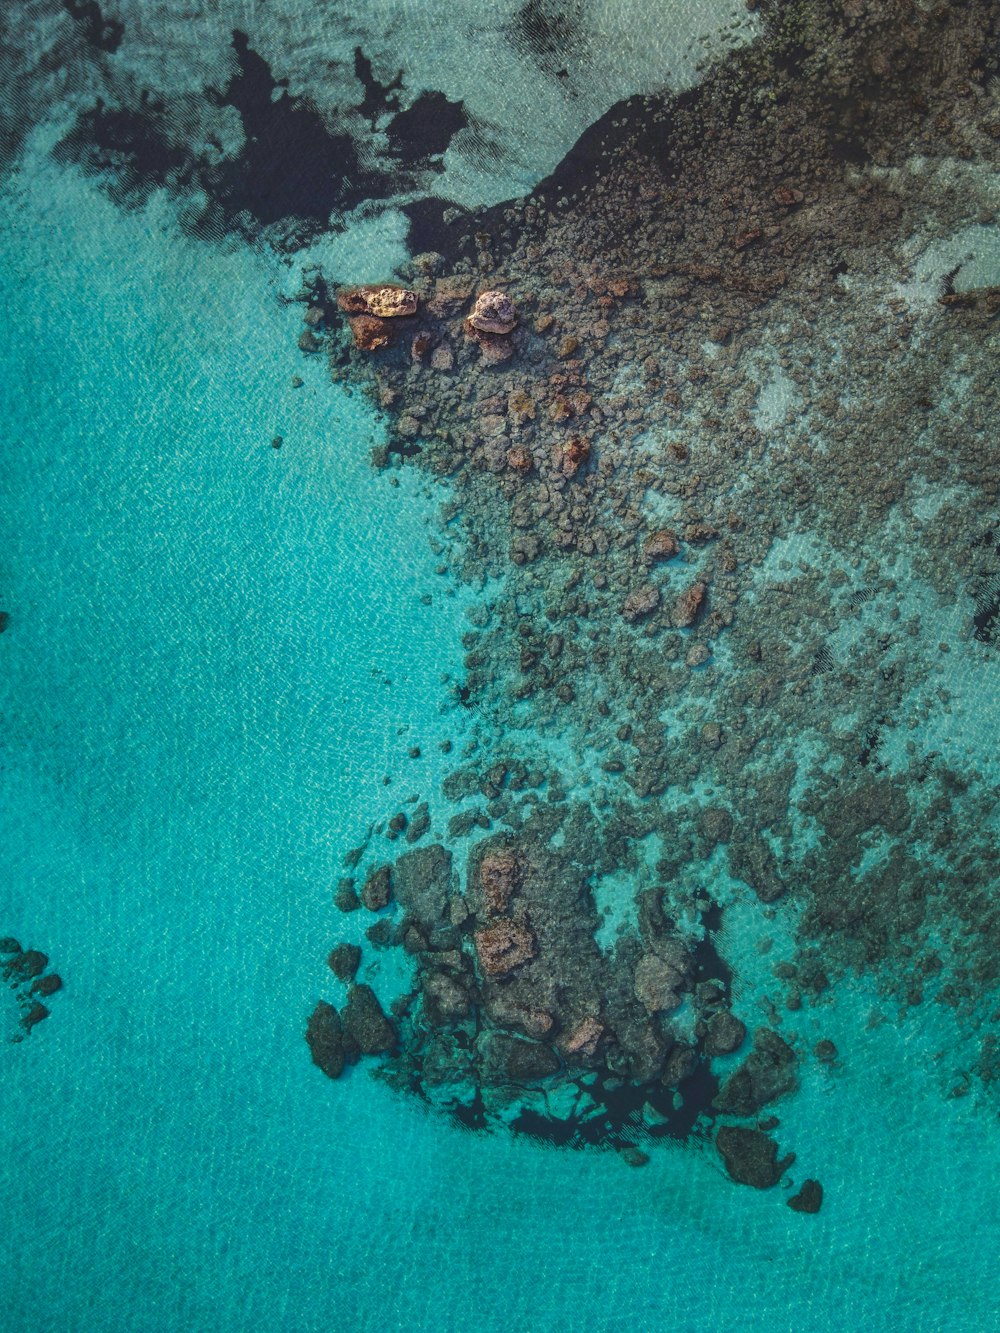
[474,919,536,976]
[347,314,393,351]
[634,953,684,1013]
[673,581,706,627]
[642,529,680,562]
[716,1027,798,1115]
[788,1179,824,1213]
[555,435,591,477]
[337,284,418,318]
[469,289,517,335]
[393,844,453,929]
[478,848,521,916]
[480,1032,559,1082]
[622,585,661,623]
[716,1125,792,1188]
[361,864,393,912]
[562,1015,604,1059]
[343,984,396,1054]
[421,970,473,1025]
[29,973,63,998]
[327,943,362,982]
[305,1001,346,1079]
[704,1009,747,1056]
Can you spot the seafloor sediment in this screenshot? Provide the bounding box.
[298,0,1000,1188]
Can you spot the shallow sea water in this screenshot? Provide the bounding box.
[3,11,1000,1333]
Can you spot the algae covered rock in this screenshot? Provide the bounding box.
[716,1125,792,1188]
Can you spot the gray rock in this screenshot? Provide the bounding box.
[716,1027,797,1115]
[393,844,453,928]
[327,943,361,982]
[305,1001,346,1079]
[343,984,396,1054]
[704,1009,747,1056]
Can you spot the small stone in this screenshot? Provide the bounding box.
[507,445,534,474]
[430,343,455,371]
[814,1038,838,1063]
[557,334,580,358]
[298,329,320,353]
[271,436,283,449]
[618,1145,651,1168]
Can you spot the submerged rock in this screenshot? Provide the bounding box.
[348,315,393,351]
[361,864,393,912]
[717,1027,798,1115]
[474,918,536,976]
[478,847,522,916]
[672,581,706,628]
[327,943,362,982]
[305,1000,346,1079]
[716,1125,792,1188]
[343,984,396,1054]
[788,1179,824,1213]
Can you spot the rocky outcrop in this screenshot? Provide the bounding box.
[704,1009,747,1056]
[622,585,660,623]
[327,943,361,982]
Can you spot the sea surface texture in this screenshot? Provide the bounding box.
[2,1,1000,1330]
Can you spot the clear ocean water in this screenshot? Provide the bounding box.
[4,9,1000,1332]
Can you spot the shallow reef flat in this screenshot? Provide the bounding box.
[295,0,1000,1193]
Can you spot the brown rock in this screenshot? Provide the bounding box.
[563,1016,604,1058]
[622,585,660,623]
[507,445,534,474]
[773,186,804,206]
[479,849,521,915]
[474,918,536,976]
[555,435,591,477]
[469,289,517,335]
[643,529,680,562]
[348,315,393,351]
[411,331,432,361]
[337,284,417,318]
[361,864,393,912]
[673,581,706,627]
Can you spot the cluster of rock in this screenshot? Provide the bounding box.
[296,0,1000,1203]
[307,809,814,1196]
[1,938,62,1040]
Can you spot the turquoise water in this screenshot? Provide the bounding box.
[4,64,1000,1333]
